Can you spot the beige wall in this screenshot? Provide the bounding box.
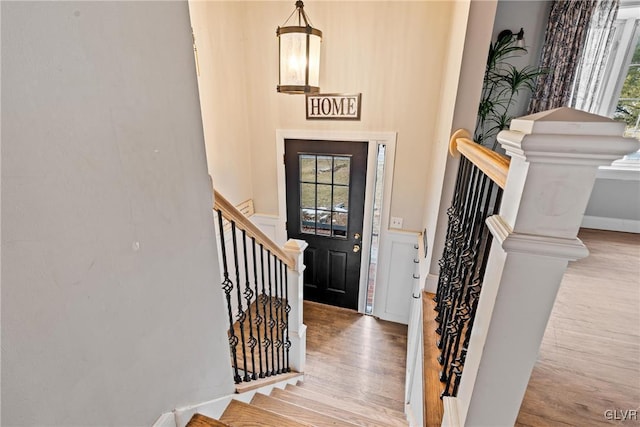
[190,1,255,206]
[191,1,457,231]
[420,0,473,279]
[426,1,499,287]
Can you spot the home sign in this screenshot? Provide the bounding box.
[306,94,361,120]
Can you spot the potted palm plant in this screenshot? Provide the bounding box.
[475,31,545,150]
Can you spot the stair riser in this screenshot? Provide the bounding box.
[174,375,302,427]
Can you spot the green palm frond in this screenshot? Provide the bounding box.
[475,36,546,150]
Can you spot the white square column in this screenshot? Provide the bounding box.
[284,238,309,373]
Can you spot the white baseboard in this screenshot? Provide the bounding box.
[172,373,304,427]
[425,273,439,294]
[152,412,176,427]
[377,311,410,325]
[405,402,418,427]
[442,396,461,427]
[250,213,287,246]
[582,215,640,233]
[173,395,232,427]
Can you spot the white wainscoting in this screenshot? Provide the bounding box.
[405,234,426,425]
[405,302,424,427]
[373,230,420,325]
[582,167,640,233]
[251,213,287,247]
[582,215,640,233]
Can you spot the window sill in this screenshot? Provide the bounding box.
[597,162,640,181]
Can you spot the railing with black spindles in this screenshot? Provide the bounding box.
[434,129,510,399]
[212,190,305,386]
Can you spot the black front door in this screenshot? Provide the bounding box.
[285,139,368,310]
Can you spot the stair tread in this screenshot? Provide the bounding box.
[296,376,405,414]
[294,381,408,422]
[230,298,290,380]
[220,399,313,427]
[269,388,389,427]
[186,413,232,427]
[251,392,360,427]
[285,384,408,426]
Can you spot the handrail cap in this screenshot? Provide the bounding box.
[449,129,472,157]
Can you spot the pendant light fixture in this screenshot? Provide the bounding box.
[277,1,322,94]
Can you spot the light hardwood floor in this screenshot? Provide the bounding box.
[517,229,640,426]
[304,229,639,426]
[303,300,408,413]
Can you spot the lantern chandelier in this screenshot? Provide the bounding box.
[277,1,322,94]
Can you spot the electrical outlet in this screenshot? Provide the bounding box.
[390,216,403,229]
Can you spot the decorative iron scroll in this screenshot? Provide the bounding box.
[434,155,504,398]
[215,209,291,384]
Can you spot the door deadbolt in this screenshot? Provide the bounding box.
[354,233,361,240]
[353,244,361,253]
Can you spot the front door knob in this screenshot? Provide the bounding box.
[353,244,361,253]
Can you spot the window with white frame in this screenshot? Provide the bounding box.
[595,4,640,166]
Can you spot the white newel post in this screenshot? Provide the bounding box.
[284,238,309,373]
[446,108,640,427]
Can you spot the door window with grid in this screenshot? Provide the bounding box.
[299,154,351,238]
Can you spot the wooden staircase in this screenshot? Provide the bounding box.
[186,381,409,427]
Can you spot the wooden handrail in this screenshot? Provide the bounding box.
[213,190,295,269]
[449,129,510,189]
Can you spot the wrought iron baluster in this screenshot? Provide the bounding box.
[283,260,291,372]
[273,253,283,375]
[267,251,276,376]
[278,260,287,373]
[435,156,469,306]
[216,200,296,383]
[260,244,271,376]
[441,171,491,395]
[440,169,487,368]
[449,174,493,386]
[231,222,250,382]
[451,185,504,397]
[241,230,257,381]
[437,163,480,343]
[433,136,509,398]
[438,165,476,361]
[217,210,241,384]
[435,159,463,309]
[252,238,265,379]
[436,157,472,323]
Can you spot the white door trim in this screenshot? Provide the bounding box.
[275,129,397,314]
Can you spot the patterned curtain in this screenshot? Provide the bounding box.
[528,0,599,113]
[570,0,620,112]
